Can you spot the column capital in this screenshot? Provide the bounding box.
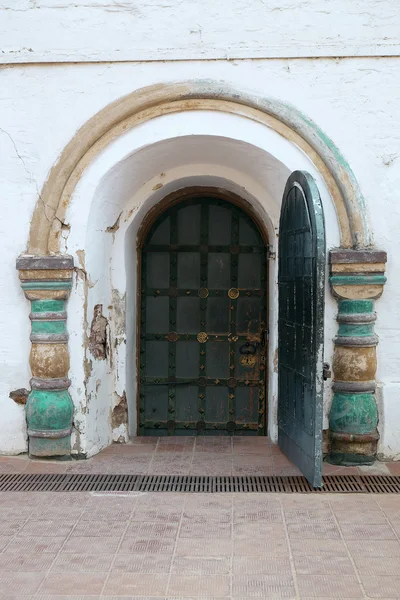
[329,248,387,300]
[17,255,74,301]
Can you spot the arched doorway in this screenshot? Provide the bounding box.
[137,190,268,436]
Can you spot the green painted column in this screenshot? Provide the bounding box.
[17,256,74,458]
[329,250,387,465]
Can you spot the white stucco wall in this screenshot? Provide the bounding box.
[1,4,399,457]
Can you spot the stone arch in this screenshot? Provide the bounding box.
[27,80,371,255]
[18,81,386,465]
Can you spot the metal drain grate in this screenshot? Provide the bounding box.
[0,473,399,493]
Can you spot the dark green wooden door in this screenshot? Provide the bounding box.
[139,196,267,436]
[278,171,326,488]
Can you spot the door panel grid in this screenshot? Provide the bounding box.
[139,196,267,436]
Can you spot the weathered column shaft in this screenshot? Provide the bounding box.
[16,256,74,458]
[329,250,387,465]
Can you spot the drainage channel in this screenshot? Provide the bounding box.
[0,474,399,493]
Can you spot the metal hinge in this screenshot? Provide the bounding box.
[323,362,332,381]
[267,246,276,260]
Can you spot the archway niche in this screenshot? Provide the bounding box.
[18,83,383,464]
[61,111,339,456]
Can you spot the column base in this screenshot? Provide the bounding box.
[327,431,379,466]
[28,435,71,458]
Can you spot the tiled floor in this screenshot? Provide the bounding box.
[0,436,395,476]
[0,438,399,598]
[0,490,399,598]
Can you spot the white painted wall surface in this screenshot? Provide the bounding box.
[0,46,399,456]
[1,1,399,63]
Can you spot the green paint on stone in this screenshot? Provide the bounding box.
[339,299,374,314]
[31,299,65,313]
[330,275,386,286]
[329,392,378,435]
[26,389,73,433]
[21,281,72,290]
[338,323,375,337]
[31,320,66,334]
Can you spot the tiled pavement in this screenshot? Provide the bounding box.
[0,438,399,598]
[0,436,396,476]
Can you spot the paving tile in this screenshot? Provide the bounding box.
[283,508,334,522]
[340,523,396,540]
[360,575,400,598]
[79,507,134,522]
[172,556,230,574]
[124,522,179,539]
[103,458,153,475]
[148,464,194,476]
[70,520,126,537]
[168,574,230,597]
[358,462,390,475]
[280,495,331,508]
[50,553,114,573]
[233,494,280,510]
[0,537,13,551]
[0,595,37,600]
[39,572,106,594]
[386,461,400,475]
[118,537,176,555]
[274,465,303,476]
[4,536,66,554]
[36,596,101,599]
[190,458,233,476]
[287,522,341,539]
[328,495,379,510]
[184,495,232,510]
[289,538,348,557]
[182,509,231,524]
[0,521,27,536]
[233,555,291,574]
[23,462,68,474]
[0,552,56,571]
[132,506,182,523]
[334,510,387,524]
[233,537,289,556]
[233,522,286,539]
[322,463,360,475]
[0,507,35,521]
[347,539,400,557]
[232,461,275,475]
[112,553,172,573]
[353,555,400,576]
[104,572,168,596]
[233,507,282,523]
[297,574,363,598]
[18,519,76,537]
[0,572,45,594]
[293,554,355,575]
[156,443,194,453]
[61,536,121,554]
[176,538,232,557]
[232,574,295,598]
[136,492,186,507]
[179,521,231,539]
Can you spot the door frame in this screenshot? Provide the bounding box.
[136,186,270,436]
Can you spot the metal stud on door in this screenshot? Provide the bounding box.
[278,171,326,488]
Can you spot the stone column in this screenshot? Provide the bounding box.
[16,256,74,458]
[328,249,387,465]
